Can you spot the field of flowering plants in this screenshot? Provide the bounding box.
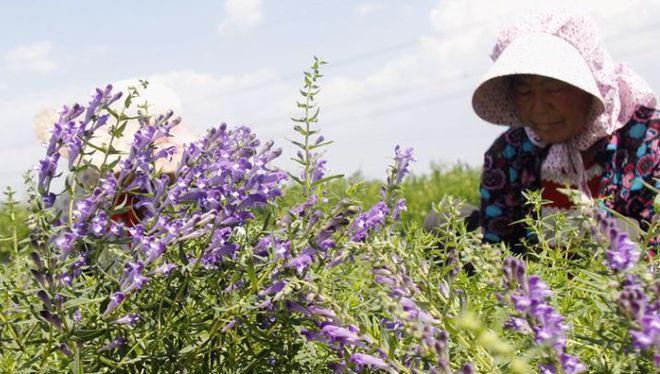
[0,58,658,373]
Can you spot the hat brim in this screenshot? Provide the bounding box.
[472,33,605,127]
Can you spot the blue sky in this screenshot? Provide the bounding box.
[2,0,659,195]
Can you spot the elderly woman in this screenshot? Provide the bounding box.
[471,11,658,249]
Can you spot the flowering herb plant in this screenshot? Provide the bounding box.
[0,58,658,373]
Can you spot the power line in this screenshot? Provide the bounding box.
[211,19,660,100]
[212,39,421,98]
[251,38,660,131]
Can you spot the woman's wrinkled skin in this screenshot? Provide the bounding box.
[510,74,594,144]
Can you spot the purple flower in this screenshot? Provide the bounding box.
[37,152,60,191]
[59,343,73,357]
[289,194,318,218]
[91,211,109,235]
[121,273,149,293]
[42,192,57,208]
[37,290,51,309]
[112,313,140,326]
[350,202,389,242]
[54,231,76,258]
[538,363,557,374]
[321,324,363,346]
[285,300,311,316]
[103,292,126,316]
[392,198,407,220]
[144,239,166,265]
[108,221,124,237]
[390,145,416,185]
[73,198,95,221]
[73,309,82,323]
[311,159,327,183]
[630,313,660,350]
[502,256,583,370]
[259,280,286,297]
[560,353,587,374]
[39,310,63,330]
[308,305,337,320]
[97,337,127,352]
[288,250,314,274]
[349,353,389,370]
[458,363,475,374]
[618,284,648,320]
[504,317,531,333]
[606,231,640,272]
[153,262,177,276]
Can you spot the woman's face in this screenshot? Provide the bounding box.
[510,74,593,144]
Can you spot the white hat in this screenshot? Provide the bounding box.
[471,32,606,127]
[34,80,195,174]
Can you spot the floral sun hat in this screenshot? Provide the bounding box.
[471,9,657,196]
[34,79,195,175]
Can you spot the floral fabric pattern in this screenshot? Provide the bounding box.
[480,106,659,247]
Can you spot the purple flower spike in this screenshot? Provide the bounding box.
[349,353,389,370]
[285,300,311,316]
[605,232,640,272]
[103,292,126,316]
[40,310,63,330]
[311,159,327,183]
[288,251,313,274]
[538,363,557,374]
[54,231,76,258]
[390,145,416,185]
[350,202,389,242]
[30,252,44,269]
[308,305,337,320]
[459,362,475,374]
[502,256,584,371]
[37,290,52,309]
[259,280,286,297]
[630,313,660,350]
[392,198,407,220]
[112,313,140,326]
[153,262,177,276]
[321,324,363,346]
[73,309,82,323]
[560,353,587,374]
[97,337,127,352]
[59,343,73,357]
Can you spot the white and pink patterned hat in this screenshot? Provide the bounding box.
[471,32,606,127]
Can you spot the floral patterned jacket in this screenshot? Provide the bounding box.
[479,106,659,248]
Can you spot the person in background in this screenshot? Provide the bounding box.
[471,10,658,250]
[34,79,195,226]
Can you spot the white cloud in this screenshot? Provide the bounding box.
[217,0,263,34]
[4,41,58,73]
[354,2,384,16]
[297,0,660,177]
[3,1,660,188]
[147,68,296,135]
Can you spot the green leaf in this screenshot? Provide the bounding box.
[287,174,304,185]
[290,157,309,167]
[290,140,306,150]
[308,141,334,150]
[311,174,344,187]
[72,328,107,342]
[63,297,105,310]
